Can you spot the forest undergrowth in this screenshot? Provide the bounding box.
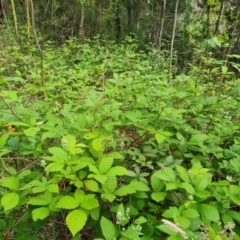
[1,37,240,240]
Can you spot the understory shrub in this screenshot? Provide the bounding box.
[0,37,240,240]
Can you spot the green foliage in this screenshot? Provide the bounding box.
[0,37,240,239]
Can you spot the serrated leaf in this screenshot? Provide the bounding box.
[106,166,128,176]
[134,216,148,224]
[1,177,19,190]
[46,184,59,193]
[32,186,47,193]
[130,181,149,191]
[175,165,190,182]
[24,127,40,137]
[121,225,140,240]
[61,135,76,154]
[0,133,10,149]
[56,196,79,209]
[81,195,99,210]
[101,193,116,202]
[99,157,113,174]
[175,216,190,229]
[166,182,178,191]
[151,192,166,202]
[151,173,165,192]
[155,133,166,143]
[193,177,209,191]
[83,132,98,139]
[102,176,117,193]
[163,207,180,218]
[230,195,240,206]
[114,185,136,196]
[45,162,65,172]
[181,208,199,218]
[32,207,49,221]
[1,192,19,211]
[94,175,108,184]
[91,138,104,152]
[28,191,52,206]
[84,180,98,192]
[198,204,220,222]
[178,182,195,194]
[190,133,209,144]
[100,217,116,240]
[47,147,68,161]
[66,210,87,236]
[155,168,176,182]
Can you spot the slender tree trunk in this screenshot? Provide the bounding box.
[10,0,20,44]
[159,0,166,51]
[214,0,225,34]
[168,0,179,84]
[79,3,85,40]
[115,1,121,41]
[29,0,46,100]
[25,0,31,43]
[126,0,133,33]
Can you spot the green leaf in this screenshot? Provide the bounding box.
[4,76,25,82]
[198,204,220,222]
[0,133,10,149]
[106,166,129,176]
[28,191,53,206]
[91,138,104,152]
[155,133,166,144]
[163,207,180,218]
[94,175,108,184]
[32,207,50,221]
[155,168,176,182]
[47,184,59,193]
[45,162,65,172]
[181,209,199,218]
[151,172,165,192]
[134,216,148,224]
[102,176,117,193]
[32,186,47,193]
[56,196,79,209]
[1,177,19,190]
[178,182,195,194]
[175,165,190,183]
[121,225,140,240]
[194,190,211,199]
[99,157,113,174]
[174,216,190,229]
[226,210,240,223]
[83,132,98,139]
[151,192,166,202]
[47,147,68,161]
[166,182,178,191]
[66,210,87,236]
[101,193,116,202]
[84,180,99,192]
[114,185,136,196]
[189,133,209,144]
[100,217,116,240]
[81,195,99,210]
[193,177,210,191]
[230,195,240,206]
[229,185,240,195]
[1,192,19,211]
[61,135,77,154]
[24,127,40,137]
[0,219,6,230]
[130,181,150,191]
